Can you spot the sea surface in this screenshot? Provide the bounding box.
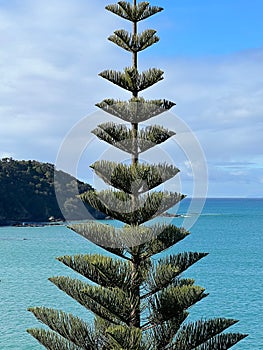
[0,198,262,349]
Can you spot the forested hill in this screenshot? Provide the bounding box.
[0,158,105,225]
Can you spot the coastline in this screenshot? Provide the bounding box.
[0,211,182,228]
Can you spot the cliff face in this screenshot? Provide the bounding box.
[0,158,104,225]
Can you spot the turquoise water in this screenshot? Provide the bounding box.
[0,199,262,349]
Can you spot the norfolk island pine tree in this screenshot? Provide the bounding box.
[27,1,247,349]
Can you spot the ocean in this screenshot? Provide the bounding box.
[0,198,262,349]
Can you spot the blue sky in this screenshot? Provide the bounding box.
[0,0,263,197]
[156,0,263,56]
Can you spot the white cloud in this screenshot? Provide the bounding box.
[0,0,126,161]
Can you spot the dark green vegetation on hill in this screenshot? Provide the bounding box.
[0,158,104,225]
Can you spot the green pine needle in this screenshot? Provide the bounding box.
[92,123,175,154]
[68,222,189,259]
[80,189,185,225]
[99,67,164,94]
[90,161,180,194]
[105,2,163,22]
[56,254,133,291]
[108,29,159,52]
[150,284,208,324]
[27,307,96,349]
[96,97,176,122]
[26,328,84,350]
[172,318,240,349]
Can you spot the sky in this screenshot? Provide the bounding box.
[0,0,263,197]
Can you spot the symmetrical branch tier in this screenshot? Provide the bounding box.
[80,190,185,225]
[92,123,175,154]
[99,67,164,94]
[56,252,208,299]
[68,222,190,259]
[108,29,159,52]
[105,1,163,22]
[90,161,180,194]
[96,98,176,123]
